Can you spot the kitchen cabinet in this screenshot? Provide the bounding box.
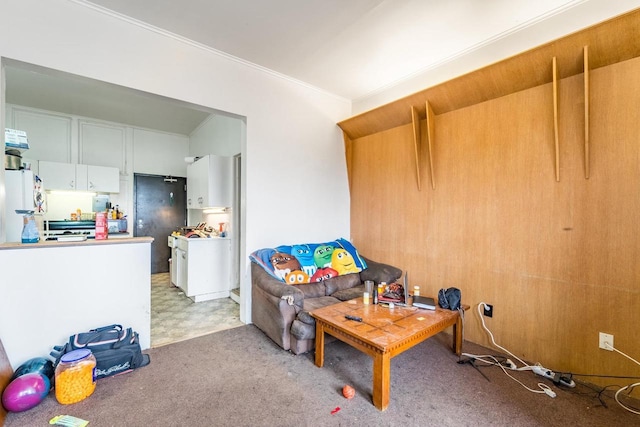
[13,107,72,164]
[38,161,77,191]
[176,247,187,291]
[39,161,119,193]
[79,120,125,171]
[86,164,120,192]
[186,155,232,208]
[168,235,178,286]
[174,236,231,302]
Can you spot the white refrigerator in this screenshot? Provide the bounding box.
[4,170,45,242]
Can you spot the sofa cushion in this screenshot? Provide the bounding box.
[360,257,403,284]
[323,273,361,296]
[296,295,341,326]
[303,295,341,312]
[296,310,316,325]
[292,281,326,299]
[331,284,365,301]
[249,238,367,284]
[291,319,315,340]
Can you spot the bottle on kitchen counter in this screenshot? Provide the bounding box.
[95,212,108,240]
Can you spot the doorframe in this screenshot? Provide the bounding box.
[232,154,241,290]
[133,172,187,273]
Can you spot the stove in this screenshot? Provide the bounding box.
[45,220,96,240]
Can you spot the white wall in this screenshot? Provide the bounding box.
[0,0,352,330]
[189,113,243,158]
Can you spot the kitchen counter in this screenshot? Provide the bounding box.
[0,236,153,370]
[0,236,152,250]
[172,235,230,241]
[168,234,231,302]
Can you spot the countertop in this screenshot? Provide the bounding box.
[171,235,230,241]
[0,236,154,251]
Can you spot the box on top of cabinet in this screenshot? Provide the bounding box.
[5,128,30,150]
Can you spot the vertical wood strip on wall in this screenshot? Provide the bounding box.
[584,46,590,179]
[426,101,436,190]
[553,56,560,182]
[411,106,422,191]
[343,133,353,193]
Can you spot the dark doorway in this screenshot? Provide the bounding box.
[134,174,187,273]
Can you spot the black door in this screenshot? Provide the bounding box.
[134,174,187,273]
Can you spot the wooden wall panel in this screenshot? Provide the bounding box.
[348,56,640,388]
[339,8,640,140]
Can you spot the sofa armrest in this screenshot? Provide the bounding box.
[251,262,304,309]
[360,256,403,284]
[251,262,305,351]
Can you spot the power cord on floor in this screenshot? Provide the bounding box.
[568,378,640,413]
[461,302,575,398]
[600,341,640,415]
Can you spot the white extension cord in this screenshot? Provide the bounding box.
[602,341,640,415]
[461,302,575,398]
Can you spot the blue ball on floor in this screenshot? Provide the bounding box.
[2,373,50,412]
[11,357,55,384]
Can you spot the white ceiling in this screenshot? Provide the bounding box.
[5,0,638,135]
[84,0,589,100]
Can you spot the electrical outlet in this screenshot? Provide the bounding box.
[483,304,493,318]
[599,332,613,351]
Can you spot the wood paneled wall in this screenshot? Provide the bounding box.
[348,56,640,389]
[340,8,640,140]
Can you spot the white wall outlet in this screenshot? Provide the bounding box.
[599,332,614,351]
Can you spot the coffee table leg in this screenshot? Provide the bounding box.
[372,351,391,411]
[314,321,325,368]
[453,314,463,356]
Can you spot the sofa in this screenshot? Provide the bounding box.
[251,248,402,355]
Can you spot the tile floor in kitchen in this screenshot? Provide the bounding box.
[150,273,244,347]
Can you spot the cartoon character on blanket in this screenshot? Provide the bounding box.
[250,238,367,285]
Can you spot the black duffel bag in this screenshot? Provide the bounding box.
[51,324,150,379]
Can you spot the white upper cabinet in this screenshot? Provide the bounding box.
[38,161,78,191]
[186,155,233,208]
[186,155,207,208]
[13,108,72,164]
[79,121,126,171]
[39,161,119,193]
[87,164,120,193]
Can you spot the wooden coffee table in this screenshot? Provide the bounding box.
[311,298,468,411]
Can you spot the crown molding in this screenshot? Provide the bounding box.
[72,0,350,104]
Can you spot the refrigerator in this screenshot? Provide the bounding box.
[4,170,45,242]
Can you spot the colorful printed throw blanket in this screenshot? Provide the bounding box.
[250,238,367,285]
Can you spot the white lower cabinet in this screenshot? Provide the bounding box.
[168,236,178,286]
[174,236,231,302]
